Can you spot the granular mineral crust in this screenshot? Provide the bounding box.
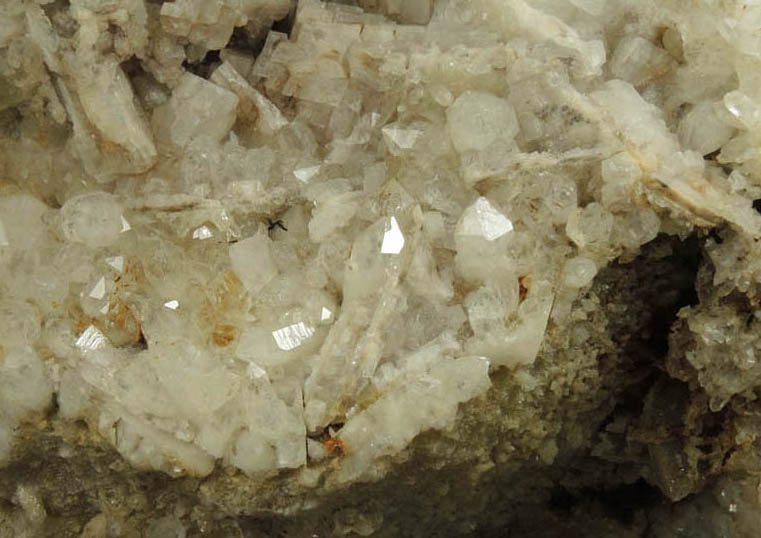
[3,0,761,536]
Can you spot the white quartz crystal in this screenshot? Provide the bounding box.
[3,0,761,493]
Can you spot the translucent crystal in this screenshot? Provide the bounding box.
[561,257,597,288]
[382,123,424,153]
[601,152,642,212]
[609,35,673,87]
[105,255,124,273]
[723,90,761,129]
[152,72,239,148]
[229,235,278,294]
[615,208,661,249]
[565,203,614,250]
[294,165,321,183]
[456,197,514,242]
[309,192,361,243]
[60,193,124,248]
[465,283,519,337]
[335,355,490,483]
[678,101,735,156]
[210,61,288,135]
[466,280,554,367]
[446,91,519,153]
[75,58,157,173]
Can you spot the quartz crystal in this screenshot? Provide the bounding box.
[4,0,761,535]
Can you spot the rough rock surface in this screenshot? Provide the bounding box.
[2,0,761,536]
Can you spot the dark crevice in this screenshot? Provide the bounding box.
[271,10,297,36]
[559,480,665,526]
[595,480,665,525]
[182,49,221,79]
[227,26,265,55]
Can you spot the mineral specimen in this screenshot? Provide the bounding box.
[3,0,761,536]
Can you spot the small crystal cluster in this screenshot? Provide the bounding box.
[2,0,761,510]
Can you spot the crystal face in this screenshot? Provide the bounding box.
[5,0,761,534]
[272,322,316,351]
[457,197,514,241]
[75,325,108,352]
[380,216,405,254]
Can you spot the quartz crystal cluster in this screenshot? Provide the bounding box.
[3,0,761,535]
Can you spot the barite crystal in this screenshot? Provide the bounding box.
[4,0,761,535]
